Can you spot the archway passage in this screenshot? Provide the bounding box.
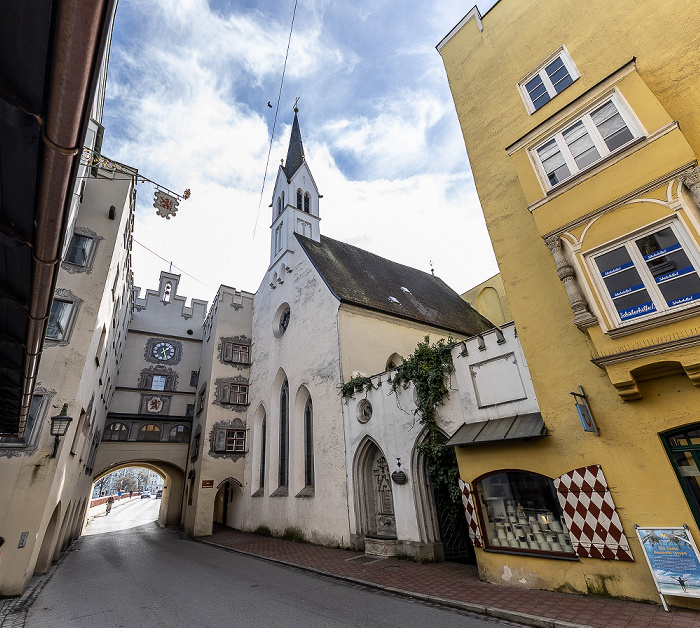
[92,459,185,528]
[213,478,243,530]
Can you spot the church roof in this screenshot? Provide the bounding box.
[296,234,494,337]
[283,110,305,179]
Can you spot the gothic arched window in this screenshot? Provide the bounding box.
[296,188,302,210]
[304,192,310,214]
[304,397,314,487]
[260,414,267,489]
[277,197,282,216]
[279,380,289,487]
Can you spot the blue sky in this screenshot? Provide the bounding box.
[103,0,499,302]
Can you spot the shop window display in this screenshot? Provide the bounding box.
[475,471,575,555]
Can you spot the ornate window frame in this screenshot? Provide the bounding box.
[0,387,56,456]
[213,376,250,410]
[44,289,83,347]
[61,226,102,274]
[138,365,178,391]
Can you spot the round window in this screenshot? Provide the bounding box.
[279,306,290,335]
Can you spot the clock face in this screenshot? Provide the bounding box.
[153,341,175,361]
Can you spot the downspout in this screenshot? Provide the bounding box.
[20,0,115,435]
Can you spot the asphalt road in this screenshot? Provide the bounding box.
[84,497,160,536]
[25,522,520,628]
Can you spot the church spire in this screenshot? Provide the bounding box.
[283,107,305,180]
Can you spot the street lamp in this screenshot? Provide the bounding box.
[50,404,73,458]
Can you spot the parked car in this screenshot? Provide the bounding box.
[155,490,163,499]
[141,491,151,499]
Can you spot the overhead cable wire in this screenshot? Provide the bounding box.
[133,238,212,288]
[253,0,299,239]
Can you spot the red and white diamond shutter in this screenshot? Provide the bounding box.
[554,465,633,561]
[458,479,483,548]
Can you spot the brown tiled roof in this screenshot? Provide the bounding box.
[296,234,493,336]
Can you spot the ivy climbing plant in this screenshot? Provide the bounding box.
[340,374,375,400]
[390,336,463,522]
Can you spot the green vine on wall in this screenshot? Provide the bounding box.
[340,374,375,399]
[390,336,463,522]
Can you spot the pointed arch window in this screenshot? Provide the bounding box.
[304,397,314,487]
[304,192,310,214]
[260,414,267,488]
[277,197,282,216]
[296,188,302,210]
[279,380,289,487]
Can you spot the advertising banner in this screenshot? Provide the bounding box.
[635,525,700,611]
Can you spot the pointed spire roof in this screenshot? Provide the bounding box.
[283,108,305,179]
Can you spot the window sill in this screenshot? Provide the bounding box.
[270,486,288,497]
[605,302,700,339]
[482,547,578,561]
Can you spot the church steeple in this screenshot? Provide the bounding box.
[269,107,321,269]
[283,108,304,180]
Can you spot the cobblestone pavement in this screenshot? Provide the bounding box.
[200,527,700,628]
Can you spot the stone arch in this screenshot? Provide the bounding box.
[92,459,184,528]
[34,501,61,575]
[410,428,443,545]
[213,479,244,530]
[352,436,397,541]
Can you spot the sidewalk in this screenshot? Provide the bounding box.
[198,526,700,628]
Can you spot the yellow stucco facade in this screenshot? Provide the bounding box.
[439,0,700,606]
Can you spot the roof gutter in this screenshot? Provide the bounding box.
[19,0,115,436]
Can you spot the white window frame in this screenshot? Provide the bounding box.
[151,375,167,391]
[518,46,580,114]
[531,91,643,191]
[64,233,95,267]
[225,429,246,452]
[586,218,700,327]
[46,299,75,341]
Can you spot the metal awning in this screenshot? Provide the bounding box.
[444,413,547,447]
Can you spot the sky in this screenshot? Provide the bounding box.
[102,0,499,305]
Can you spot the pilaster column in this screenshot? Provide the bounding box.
[545,235,597,328]
[680,166,700,206]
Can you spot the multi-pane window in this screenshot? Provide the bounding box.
[304,398,314,487]
[225,429,246,452]
[304,192,310,213]
[663,426,700,528]
[46,300,74,340]
[103,422,129,441]
[296,188,302,210]
[137,424,161,442]
[65,234,94,266]
[220,383,249,405]
[534,96,638,188]
[520,49,578,113]
[197,387,206,413]
[223,342,249,364]
[590,223,700,323]
[169,424,190,443]
[279,379,289,487]
[151,375,167,391]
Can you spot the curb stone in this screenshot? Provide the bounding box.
[192,536,593,628]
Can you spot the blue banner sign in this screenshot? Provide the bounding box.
[618,301,656,320]
[669,292,700,308]
[643,243,681,262]
[636,526,700,608]
[601,260,634,278]
[610,283,645,299]
[655,266,694,284]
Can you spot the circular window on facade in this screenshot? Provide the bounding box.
[273,303,291,337]
[357,399,372,423]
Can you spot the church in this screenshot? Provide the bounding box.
[166,109,542,562]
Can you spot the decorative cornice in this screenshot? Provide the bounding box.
[591,332,700,366]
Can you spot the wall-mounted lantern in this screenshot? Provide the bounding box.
[50,404,73,458]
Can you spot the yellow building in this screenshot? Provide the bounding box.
[439,0,700,606]
[461,274,512,327]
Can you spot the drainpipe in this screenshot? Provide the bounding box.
[19,0,115,436]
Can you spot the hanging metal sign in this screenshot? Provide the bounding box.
[635,524,700,611]
[568,386,599,435]
[153,190,179,220]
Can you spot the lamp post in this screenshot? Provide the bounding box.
[50,404,73,458]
